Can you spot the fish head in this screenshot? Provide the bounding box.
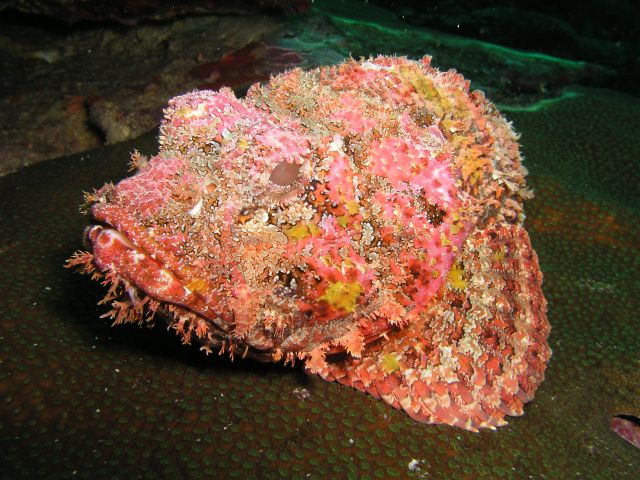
[80,85,465,362]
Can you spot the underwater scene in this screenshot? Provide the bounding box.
[1,0,638,478]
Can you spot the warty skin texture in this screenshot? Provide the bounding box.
[68,55,551,431]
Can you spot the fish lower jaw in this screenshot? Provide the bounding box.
[83,224,281,360]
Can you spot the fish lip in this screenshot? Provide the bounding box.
[83,217,205,316]
[84,214,243,343]
[86,202,170,273]
[85,220,279,358]
[82,221,113,252]
[85,205,289,357]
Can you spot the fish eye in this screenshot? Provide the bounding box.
[269,161,300,186]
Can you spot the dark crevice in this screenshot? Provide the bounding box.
[613,414,640,426]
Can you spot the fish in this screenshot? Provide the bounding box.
[68,55,551,431]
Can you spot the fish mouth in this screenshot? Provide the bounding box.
[82,221,215,318]
[81,213,277,360]
[84,201,217,319]
[81,216,234,348]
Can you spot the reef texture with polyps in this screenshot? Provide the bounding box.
[68,55,551,431]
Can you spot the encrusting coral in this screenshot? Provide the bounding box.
[68,55,551,431]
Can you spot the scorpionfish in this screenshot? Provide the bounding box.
[69,55,551,431]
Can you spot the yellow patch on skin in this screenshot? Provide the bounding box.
[346,201,360,215]
[460,150,490,183]
[447,264,467,291]
[319,281,363,312]
[398,66,438,100]
[493,247,506,261]
[381,353,401,373]
[470,170,483,185]
[186,277,207,293]
[284,222,310,240]
[308,222,321,236]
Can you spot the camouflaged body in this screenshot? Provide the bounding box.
[70,56,550,430]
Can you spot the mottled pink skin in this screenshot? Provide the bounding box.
[318,222,550,430]
[73,55,551,431]
[88,76,469,351]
